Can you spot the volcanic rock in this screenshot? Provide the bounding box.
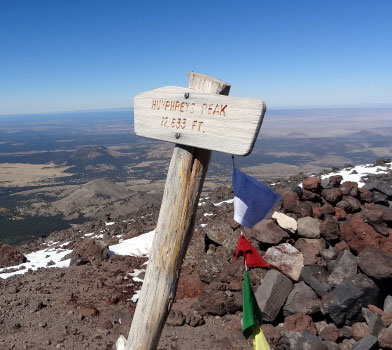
[264,243,304,281]
[283,330,327,350]
[283,313,317,334]
[358,247,392,280]
[295,238,323,265]
[366,311,386,336]
[359,188,373,203]
[303,177,322,192]
[340,181,359,197]
[341,217,392,254]
[319,324,340,342]
[254,269,293,322]
[0,244,27,268]
[327,250,358,286]
[351,335,378,350]
[272,211,297,233]
[70,239,108,266]
[166,310,185,326]
[198,290,240,316]
[352,322,370,340]
[294,201,314,218]
[283,281,321,315]
[321,216,340,241]
[278,189,299,212]
[321,273,379,326]
[336,196,362,213]
[385,296,392,312]
[300,265,332,297]
[379,327,392,349]
[364,179,392,197]
[361,208,384,224]
[297,216,321,238]
[250,219,289,245]
[322,188,343,204]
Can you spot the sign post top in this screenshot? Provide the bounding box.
[134,85,266,156]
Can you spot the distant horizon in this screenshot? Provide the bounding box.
[1,103,392,118]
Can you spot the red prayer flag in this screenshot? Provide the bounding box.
[235,235,270,268]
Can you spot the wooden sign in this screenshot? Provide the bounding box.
[134,86,266,156]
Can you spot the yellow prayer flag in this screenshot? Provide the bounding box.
[253,325,270,350]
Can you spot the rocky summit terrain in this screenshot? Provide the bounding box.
[1,158,392,350]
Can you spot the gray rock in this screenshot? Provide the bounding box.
[321,273,380,326]
[323,341,339,350]
[300,265,332,297]
[384,295,392,312]
[328,250,358,286]
[255,270,293,322]
[250,219,289,245]
[358,248,392,280]
[283,331,328,350]
[320,216,340,241]
[283,281,321,316]
[362,309,386,336]
[297,217,321,238]
[320,246,338,261]
[364,179,392,196]
[336,196,362,213]
[352,335,378,350]
[198,254,225,283]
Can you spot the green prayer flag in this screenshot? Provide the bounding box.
[242,270,263,339]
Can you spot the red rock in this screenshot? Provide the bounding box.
[361,208,384,224]
[322,188,343,204]
[320,216,340,241]
[359,188,373,203]
[312,206,324,219]
[294,202,313,219]
[351,322,370,341]
[341,217,392,254]
[283,313,317,334]
[329,175,343,187]
[295,238,322,266]
[0,244,26,268]
[335,208,347,221]
[303,177,321,192]
[334,241,350,253]
[302,190,321,202]
[322,203,335,215]
[261,324,282,346]
[336,196,362,213]
[70,239,109,265]
[276,189,298,213]
[379,327,392,349]
[340,181,359,197]
[176,273,205,299]
[319,324,340,342]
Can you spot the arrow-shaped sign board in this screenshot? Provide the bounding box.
[134,86,266,156]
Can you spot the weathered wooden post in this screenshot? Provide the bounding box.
[125,72,266,350]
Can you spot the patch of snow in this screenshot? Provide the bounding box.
[116,335,127,350]
[129,269,145,283]
[213,198,234,207]
[0,247,72,279]
[94,234,104,239]
[321,162,391,187]
[203,213,214,217]
[109,230,155,257]
[200,224,207,228]
[84,232,95,237]
[105,221,115,226]
[130,289,141,302]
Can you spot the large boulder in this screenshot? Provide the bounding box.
[321,273,380,326]
[254,270,293,322]
[341,217,392,254]
[264,243,304,281]
[0,244,26,268]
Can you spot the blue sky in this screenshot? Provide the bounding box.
[0,0,391,114]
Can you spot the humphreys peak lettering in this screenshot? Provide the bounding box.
[151,99,227,116]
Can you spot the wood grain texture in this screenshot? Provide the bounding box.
[125,73,230,350]
[134,86,266,156]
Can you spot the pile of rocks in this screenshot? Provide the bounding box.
[177,161,392,350]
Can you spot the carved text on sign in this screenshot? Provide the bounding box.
[151,100,227,116]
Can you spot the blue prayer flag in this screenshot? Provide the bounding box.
[233,168,282,228]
